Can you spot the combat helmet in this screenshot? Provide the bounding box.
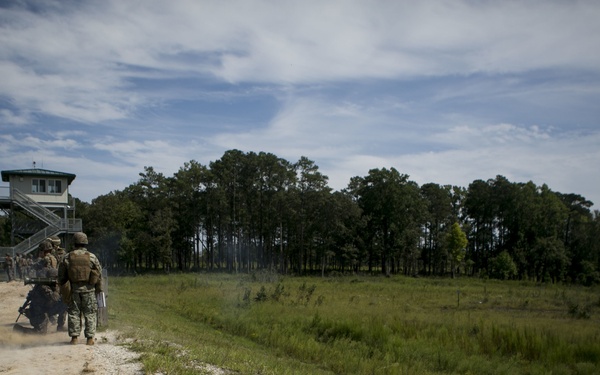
[47,235,61,246]
[38,240,53,252]
[73,232,88,245]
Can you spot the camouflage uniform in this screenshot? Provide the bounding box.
[57,232,102,345]
[25,254,33,277]
[55,247,66,264]
[44,252,58,270]
[48,236,66,264]
[21,267,62,333]
[26,255,33,278]
[49,237,68,331]
[34,241,57,277]
[4,254,14,282]
[15,254,23,280]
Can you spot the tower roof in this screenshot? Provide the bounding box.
[1,168,76,185]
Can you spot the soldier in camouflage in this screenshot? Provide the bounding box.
[34,241,57,275]
[57,232,103,346]
[4,253,14,282]
[42,240,58,270]
[15,253,23,280]
[25,255,33,278]
[17,266,62,334]
[46,236,68,330]
[48,236,66,264]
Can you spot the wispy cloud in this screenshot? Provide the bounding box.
[2,1,599,123]
[1,0,599,206]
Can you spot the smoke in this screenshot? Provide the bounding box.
[0,326,61,347]
[0,281,77,374]
[0,281,59,347]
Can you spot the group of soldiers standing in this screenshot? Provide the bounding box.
[4,251,36,282]
[8,232,103,346]
[3,235,64,282]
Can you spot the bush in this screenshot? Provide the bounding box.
[489,251,518,280]
[576,261,600,286]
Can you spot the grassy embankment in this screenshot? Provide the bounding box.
[108,272,600,374]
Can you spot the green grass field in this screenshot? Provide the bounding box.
[108,273,600,374]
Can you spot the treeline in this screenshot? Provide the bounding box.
[76,149,600,284]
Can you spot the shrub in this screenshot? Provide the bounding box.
[489,251,518,280]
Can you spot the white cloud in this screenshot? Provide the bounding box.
[433,123,553,148]
[0,133,81,152]
[210,96,379,162]
[1,0,599,209]
[2,0,600,124]
[384,126,600,206]
[207,1,600,82]
[0,108,31,126]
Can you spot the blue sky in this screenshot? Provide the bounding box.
[1,0,599,208]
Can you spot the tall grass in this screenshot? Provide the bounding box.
[109,274,600,374]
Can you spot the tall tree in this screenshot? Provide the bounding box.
[209,150,246,272]
[420,183,454,275]
[557,193,594,282]
[291,156,330,273]
[253,152,296,271]
[464,179,495,274]
[446,222,468,278]
[172,160,210,270]
[349,168,423,275]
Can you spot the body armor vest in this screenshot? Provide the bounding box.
[67,252,91,283]
[45,254,57,269]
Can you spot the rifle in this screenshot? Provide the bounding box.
[23,277,57,286]
[16,297,31,323]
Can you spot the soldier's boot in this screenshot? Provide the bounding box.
[70,336,78,345]
[86,337,94,346]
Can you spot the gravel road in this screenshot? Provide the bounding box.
[0,280,144,374]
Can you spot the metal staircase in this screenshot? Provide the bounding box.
[0,188,82,255]
[12,189,62,227]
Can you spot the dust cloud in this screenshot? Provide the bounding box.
[0,280,143,374]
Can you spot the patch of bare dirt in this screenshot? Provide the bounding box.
[0,280,144,375]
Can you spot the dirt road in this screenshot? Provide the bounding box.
[0,280,143,375]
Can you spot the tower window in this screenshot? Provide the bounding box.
[32,179,46,193]
[48,180,62,194]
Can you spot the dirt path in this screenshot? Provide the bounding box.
[0,280,144,375]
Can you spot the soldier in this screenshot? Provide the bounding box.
[26,254,34,278]
[47,237,67,331]
[19,255,28,279]
[48,236,66,264]
[18,242,64,333]
[36,241,57,275]
[15,253,23,280]
[16,265,62,334]
[58,232,103,346]
[4,253,14,282]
